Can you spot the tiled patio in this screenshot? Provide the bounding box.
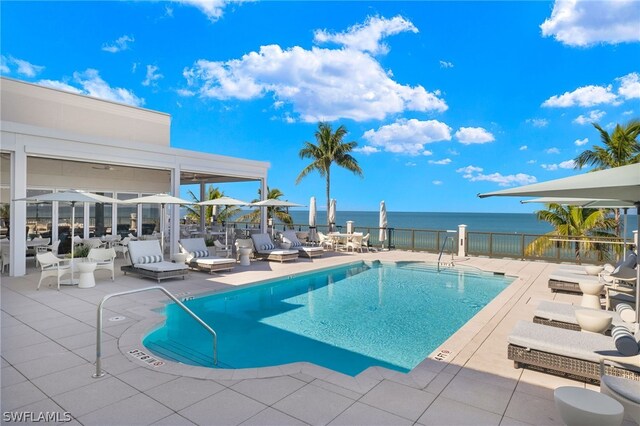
[1,250,634,425]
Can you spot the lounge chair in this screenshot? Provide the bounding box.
[178,238,235,274]
[548,256,638,294]
[250,233,299,263]
[600,356,640,424]
[507,320,640,384]
[533,300,634,332]
[121,240,189,283]
[280,230,324,258]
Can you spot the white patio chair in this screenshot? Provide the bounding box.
[346,232,364,252]
[83,238,105,249]
[213,240,232,258]
[0,243,10,274]
[36,252,72,291]
[88,247,116,281]
[317,232,334,250]
[46,239,61,256]
[113,237,130,259]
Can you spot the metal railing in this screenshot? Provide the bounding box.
[437,235,455,272]
[93,286,217,378]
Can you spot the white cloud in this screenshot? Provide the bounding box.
[177,0,249,22]
[542,160,575,171]
[526,118,549,128]
[405,162,417,167]
[542,84,618,107]
[455,127,495,145]
[575,137,589,146]
[573,109,606,125]
[142,65,163,87]
[439,60,454,68]
[519,145,528,151]
[177,88,196,97]
[618,72,640,99]
[448,149,459,156]
[273,100,284,109]
[456,165,537,187]
[428,158,451,165]
[623,110,634,115]
[422,150,433,156]
[313,15,418,55]
[545,147,560,154]
[354,146,381,155]
[2,56,45,77]
[362,119,452,155]
[102,35,134,53]
[540,0,640,47]
[432,180,443,185]
[527,160,537,164]
[37,69,144,107]
[183,19,446,122]
[0,56,9,74]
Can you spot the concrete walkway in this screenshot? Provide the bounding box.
[1,251,633,425]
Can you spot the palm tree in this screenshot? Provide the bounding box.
[238,187,292,225]
[526,204,617,263]
[296,122,363,226]
[574,119,640,236]
[184,186,240,224]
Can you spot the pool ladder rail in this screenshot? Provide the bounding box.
[437,232,456,272]
[92,286,217,378]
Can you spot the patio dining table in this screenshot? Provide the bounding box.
[328,232,352,250]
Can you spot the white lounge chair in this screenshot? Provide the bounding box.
[280,230,324,258]
[178,238,235,274]
[121,240,189,282]
[88,248,116,281]
[250,233,299,263]
[533,300,634,332]
[600,356,640,424]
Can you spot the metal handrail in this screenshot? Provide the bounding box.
[93,285,217,378]
[437,235,455,272]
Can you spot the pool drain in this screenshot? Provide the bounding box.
[108,316,126,322]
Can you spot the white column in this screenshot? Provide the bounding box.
[199,182,206,231]
[170,166,181,255]
[260,177,268,233]
[10,148,27,276]
[457,224,467,257]
[633,230,638,254]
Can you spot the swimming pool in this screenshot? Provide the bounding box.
[144,262,513,376]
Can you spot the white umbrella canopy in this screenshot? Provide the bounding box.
[479,163,640,323]
[250,199,304,207]
[521,197,636,208]
[309,196,317,243]
[197,196,249,206]
[328,199,336,232]
[379,200,388,246]
[123,193,194,254]
[15,189,121,283]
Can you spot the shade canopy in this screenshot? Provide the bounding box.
[328,199,336,231]
[479,163,639,201]
[122,193,193,205]
[251,199,304,207]
[379,200,387,243]
[520,197,637,208]
[15,189,120,204]
[197,196,249,206]
[309,196,317,242]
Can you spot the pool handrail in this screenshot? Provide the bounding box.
[93,285,217,378]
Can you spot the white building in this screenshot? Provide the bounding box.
[0,77,269,276]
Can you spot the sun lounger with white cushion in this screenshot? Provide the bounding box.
[280,230,324,258]
[533,300,633,332]
[121,240,189,283]
[250,233,299,263]
[178,238,235,274]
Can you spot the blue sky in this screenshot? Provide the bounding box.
[2,1,639,213]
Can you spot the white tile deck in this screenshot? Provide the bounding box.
[0,250,621,425]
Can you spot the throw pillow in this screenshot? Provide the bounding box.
[615,303,636,323]
[612,326,639,356]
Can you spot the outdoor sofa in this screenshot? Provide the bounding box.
[533,300,635,332]
[178,238,235,274]
[121,240,189,283]
[507,320,640,384]
[280,230,324,258]
[250,233,299,263]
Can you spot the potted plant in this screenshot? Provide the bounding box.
[68,245,91,259]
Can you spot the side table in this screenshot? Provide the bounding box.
[238,248,252,266]
[578,280,604,310]
[575,309,612,334]
[77,261,97,288]
[554,386,623,426]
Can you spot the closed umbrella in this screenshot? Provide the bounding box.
[328,199,336,232]
[15,189,120,284]
[123,193,194,255]
[379,200,387,249]
[309,196,317,243]
[479,163,640,322]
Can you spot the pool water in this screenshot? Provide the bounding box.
[144,262,513,376]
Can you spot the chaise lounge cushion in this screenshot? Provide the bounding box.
[251,234,298,256]
[508,320,639,364]
[535,301,628,329]
[127,240,188,272]
[602,375,640,403]
[548,270,601,285]
[281,231,324,257]
[178,238,235,271]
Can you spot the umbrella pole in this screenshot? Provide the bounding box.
[635,202,639,325]
[160,203,165,257]
[70,201,76,283]
[622,208,627,260]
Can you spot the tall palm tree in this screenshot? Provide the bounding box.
[238,187,292,225]
[296,122,363,226]
[184,186,240,224]
[526,204,617,263]
[574,119,640,236]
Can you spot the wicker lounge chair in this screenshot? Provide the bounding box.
[533,300,633,332]
[178,238,235,274]
[250,233,299,263]
[280,230,324,258]
[600,356,640,424]
[121,240,188,283]
[549,254,638,293]
[507,320,640,384]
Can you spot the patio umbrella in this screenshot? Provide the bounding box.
[14,189,120,283]
[328,199,336,232]
[251,199,304,237]
[123,193,193,255]
[309,196,317,243]
[479,163,640,322]
[379,200,388,248]
[198,196,250,246]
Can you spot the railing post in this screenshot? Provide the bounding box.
[521,234,526,260]
[411,230,415,251]
[436,231,440,254]
[458,224,467,257]
[488,233,493,257]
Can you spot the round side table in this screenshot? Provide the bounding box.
[77,261,97,288]
[575,309,612,334]
[578,280,604,310]
[554,386,624,426]
[238,248,252,266]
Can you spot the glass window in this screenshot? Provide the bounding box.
[89,192,113,237]
[58,195,84,254]
[117,193,138,238]
[141,194,160,236]
[26,189,53,240]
